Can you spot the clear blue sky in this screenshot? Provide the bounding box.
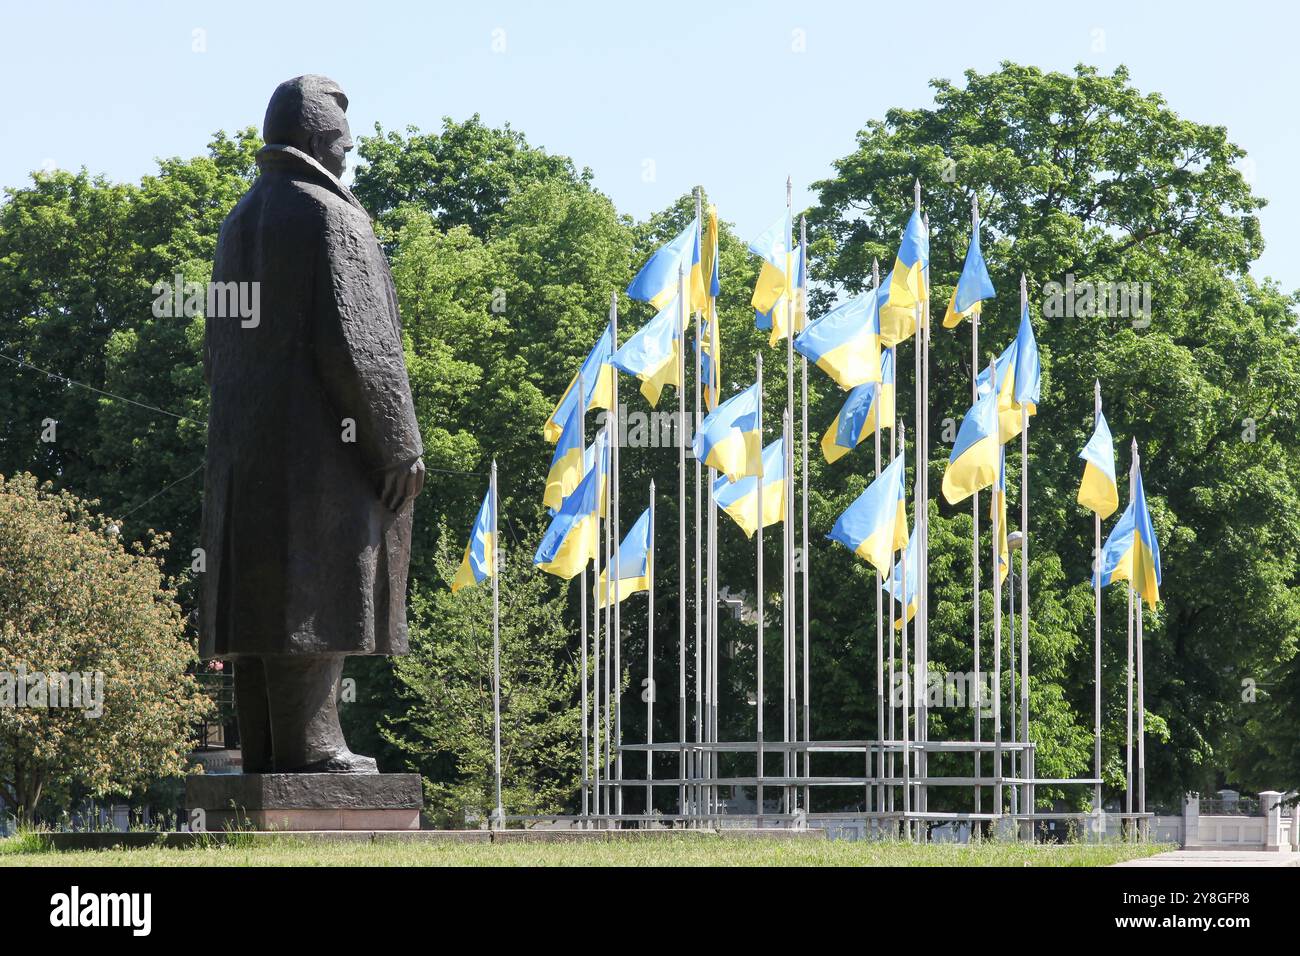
[3,0,1295,292]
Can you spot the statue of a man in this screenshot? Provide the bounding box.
[200,75,425,774]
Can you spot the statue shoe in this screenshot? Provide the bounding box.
[282,750,379,774]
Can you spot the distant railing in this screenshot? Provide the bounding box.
[1199,797,1259,816]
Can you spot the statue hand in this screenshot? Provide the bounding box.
[379,458,426,512]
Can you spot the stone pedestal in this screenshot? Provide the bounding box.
[186,773,422,831]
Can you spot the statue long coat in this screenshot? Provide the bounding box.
[200,145,424,659]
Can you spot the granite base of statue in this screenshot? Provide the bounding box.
[185,773,423,831]
[187,75,427,830]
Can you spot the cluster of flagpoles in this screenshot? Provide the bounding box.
[450,177,1162,836]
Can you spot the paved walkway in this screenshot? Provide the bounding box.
[1115,849,1300,867]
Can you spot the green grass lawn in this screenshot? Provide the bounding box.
[0,833,1170,867]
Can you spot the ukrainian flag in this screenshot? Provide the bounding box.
[883,528,918,628]
[991,447,1009,586]
[692,381,761,481]
[880,210,928,346]
[699,308,722,411]
[1095,462,1161,608]
[827,453,909,576]
[713,439,786,538]
[941,372,1001,505]
[794,288,882,389]
[549,438,608,519]
[544,321,616,442]
[610,294,687,407]
[758,241,806,345]
[699,206,723,410]
[451,485,495,593]
[534,433,604,579]
[596,506,652,606]
[1077,411,1119,519]
[542,384,586,510]
[749,211,790,319]
[942,217,995,328]
[821,349,895,464]
[627,215,706,312]
[976,304,1041,444]
[750,214,804,345]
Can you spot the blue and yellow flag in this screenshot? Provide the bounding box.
[942,372,1001,504]
[821,349,895,464]
[549,438,609,519]
[750,212,804,345]
[879,211,929,346]
[451,485,495,593]
[991,447,1009,586]
[699,205,723,410]
[543,385,586,510]
[976,304,1042,443]
[534,432,604,579]
[749,211,790,319]
[883,528,918,628]
[610,295,687,407]
[827,453,909,575]
[794,288,882,389]
[627,216,706,312]
[596,506,652,606]
[942,218,995,328]
[544,321,616,443]
[758,241,806,345]
[1077,411,1119,519]
[1095,461,1161,608]
[713,438,786,538]
[692,381,761,481]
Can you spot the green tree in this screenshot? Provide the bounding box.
[0,473,210,822]
[383,526,581,827]
[807,62,1300,805]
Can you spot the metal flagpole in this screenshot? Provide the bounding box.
[491,458,504,825]
[1008,549,1018,816]
[693,189,704,822]
[1134,438,1147,840]
[899,420,911,839]
[909,180,926,826]
[920,198,931,823]
[783,176,795,814]
[1126,583,1134,833]
[971,198,982,815]
[887,341,897,817]
[611,293,624,816]
[677,263,688,816]
[989,377,1003,822]
[593,445,603,818]
[872,258,885,819]
[1018,274,1032,836]
[755,351,765,824]
[800,214,811,814]
[579,372,590,821]
[782,405,793,814]
[646,481,656,817]
[1093,381,1103,816]
[602,417,613,811]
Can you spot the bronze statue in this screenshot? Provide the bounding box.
[200,75,425,774]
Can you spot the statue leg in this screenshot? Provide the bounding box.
[233,657,274,773]
[263,655,377,773]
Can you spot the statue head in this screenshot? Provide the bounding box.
[263,75,353,178]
